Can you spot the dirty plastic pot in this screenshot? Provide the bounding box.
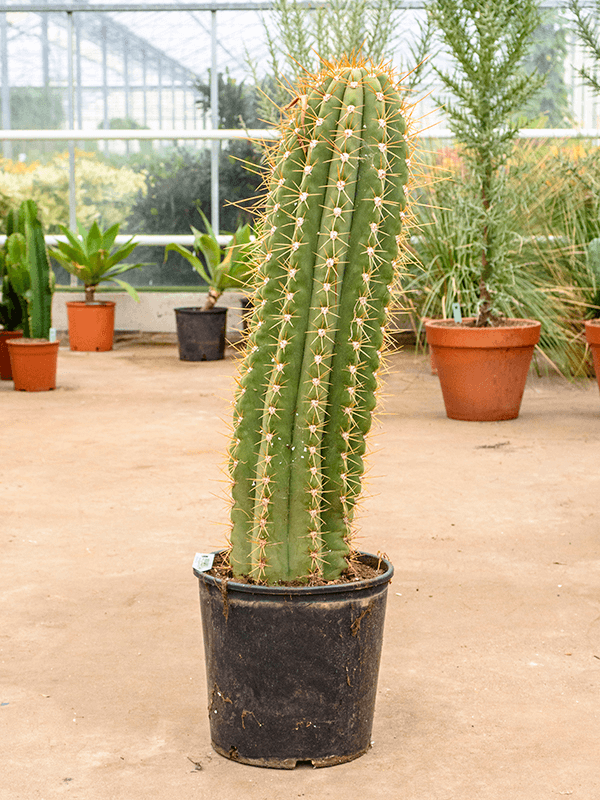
[175,307,227,361]
[0,330,24,380]
[193,551,393,769]
[66,301,116,352]
[425,318,541,421]
[7,338,59,391]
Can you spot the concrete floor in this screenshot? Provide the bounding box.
[2,341,599,800]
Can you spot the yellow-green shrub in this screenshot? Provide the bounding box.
[0,151,146,233]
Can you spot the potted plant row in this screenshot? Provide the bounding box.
[423,0,545,421]
[192,55,414,768]
[165,211,254,361]
[1,200,58,392]
[49,221,145,352]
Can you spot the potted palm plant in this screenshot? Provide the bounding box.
[424,0,544,420]
[4,200,57,392]
[49,221,145,352]
[192,55,413,768]
[165,212,254,361]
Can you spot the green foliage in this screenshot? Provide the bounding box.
[227,58,412,585]
[0,151,146,234]
[410,141,600,376]
[429,0,544,325]
[195,71,265,129]
[586,238,600,318]
[569,0,600,95]
[1,201,54,338]
[0,87,65,160]
[523,11,570,127]
[255,0,433,119]
[164,212,254,310]
[124,145,263,286]
[49,221,145,303]
[0,235,29,333]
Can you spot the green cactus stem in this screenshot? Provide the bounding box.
[227,57,413,584]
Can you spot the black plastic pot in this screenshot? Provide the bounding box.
[174,307,227,361]
[193,551,393,769]
[240,296,253,333]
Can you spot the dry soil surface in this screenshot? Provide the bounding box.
[2,342,599,800]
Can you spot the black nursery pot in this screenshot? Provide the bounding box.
[193,552,393,769]
[174,306,227,361]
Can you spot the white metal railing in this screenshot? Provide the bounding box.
[4,127,600,141]
[0,128,278,141]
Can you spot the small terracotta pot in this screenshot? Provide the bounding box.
[0,330,24,380]
[7,338,60,392]
[585,320,600,391]
[66,301,116,351]
[425,318,541,421]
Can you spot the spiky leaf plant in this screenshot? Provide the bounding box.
[226,57,414,585]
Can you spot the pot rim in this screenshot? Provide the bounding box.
[174,306,228,314]
[194,550,394,596]
[66,300,116,308]
[6,338,59,347]
[425,317,541,330]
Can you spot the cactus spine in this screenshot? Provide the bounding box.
[228,58,412,584]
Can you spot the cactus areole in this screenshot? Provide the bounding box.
[227,58,413,585]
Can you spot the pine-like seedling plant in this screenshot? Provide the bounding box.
[429,0,544,326]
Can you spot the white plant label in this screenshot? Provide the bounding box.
[193,552,215,573]
[452,303,462,324]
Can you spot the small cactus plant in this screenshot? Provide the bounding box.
[1,200,54,339]
[226,57,414,585]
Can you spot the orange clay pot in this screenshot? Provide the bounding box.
[0,330,24,380]
[7,338,59,391]
[425,318,541,421]
[585,320,600,393]
[66,301,115,351]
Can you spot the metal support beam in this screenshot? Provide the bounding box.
[210,8,219,233]
[1,13,12,158]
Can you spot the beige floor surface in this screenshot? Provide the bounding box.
[1,342,599,800]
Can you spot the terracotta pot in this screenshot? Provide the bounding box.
[0,330,24,380]
[425,318,541,421]
[7,338,59,391]
[66,301,116,351]
[585,320,600,391]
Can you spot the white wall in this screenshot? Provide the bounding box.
[52,290,246,335]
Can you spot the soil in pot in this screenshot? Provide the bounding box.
[194,552,393,769]
[66,301,116,352]
[0,330,24,380]
[425,318,541,421]
[175,307,227,361]
[7,338,60,391]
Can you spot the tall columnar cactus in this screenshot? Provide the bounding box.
[227,57,413,585]
[3,201,54,339]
